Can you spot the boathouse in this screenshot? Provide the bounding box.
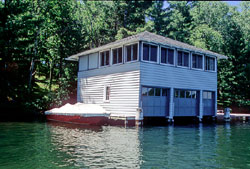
[67,31,227,123]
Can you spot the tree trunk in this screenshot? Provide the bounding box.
[28,57,35,92]
[49,60,53,91]
[28,28,39,92]
[59,44,63,79]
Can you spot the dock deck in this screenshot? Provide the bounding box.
[217,113,250,122]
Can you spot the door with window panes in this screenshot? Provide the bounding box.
[203,91,215,116]
[142,87,170,117]
[174,90,199,116]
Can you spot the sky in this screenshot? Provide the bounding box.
[163,1,242,9]
[149,1,242,22]
[224,1,241,7]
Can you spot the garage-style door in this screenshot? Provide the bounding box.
[203,91,215,116]
[142,86,170,117]
[174,89,199,116]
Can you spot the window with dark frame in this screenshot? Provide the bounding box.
[125,44,138,62]
[205,56,215,71]
[186,91,191,98]
[174,90,197,99]
[161,47,174,65]
[141,87,168,97]
[105,86,110,101]
[177,51,189,67]
[151,45,157,62]
[148,88,154,96]
[100,50,110,67]
[112,47,123,65]
[180,90,185,98]
[162,88,168,96]
[175,90,179,98]
[191,91,196,98]
[143,43,158,62]
[143,44,149,61]
[113,49,117,64]
[155,88,161,96]
[132,44,138,61]
[192,54,203,69]
[127,45,131,62]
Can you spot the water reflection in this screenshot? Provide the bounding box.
[1,122,250,168]
[47,122,142,168]
[140,124,219,168]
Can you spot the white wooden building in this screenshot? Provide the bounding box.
[67,31,227,122]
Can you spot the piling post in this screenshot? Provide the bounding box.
[168,87,174,123]
[224,107,231,122]
[135,108,143,126]
[199,90,203,122]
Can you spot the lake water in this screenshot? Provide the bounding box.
[0,122,250,169]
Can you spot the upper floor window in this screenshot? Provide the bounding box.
[125,44,138,62]
[205,56,215,71]
[112,47,123,65]
[161,47,174,65]
[192,54,203,69]
[100,50,110,67]
[177,51,189,67]
[143,43,158,62]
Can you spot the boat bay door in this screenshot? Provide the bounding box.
[142,86,170,117]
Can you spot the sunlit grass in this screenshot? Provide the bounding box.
[35,75,59,91]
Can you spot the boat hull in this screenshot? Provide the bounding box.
[46,114,109,126]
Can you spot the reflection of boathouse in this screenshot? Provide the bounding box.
[67,31,227,124]
[48,122,232,168]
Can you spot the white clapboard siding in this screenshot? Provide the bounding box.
[140,62,217,91]
[79,55,88,71]
[78,62,140,116]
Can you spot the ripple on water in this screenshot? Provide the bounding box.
[0,122,250,169]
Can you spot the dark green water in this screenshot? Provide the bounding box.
[0,122,250,169]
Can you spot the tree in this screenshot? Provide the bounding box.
[145,1,168,35]
[190,1,249,107]
[0,0,249,117]
[165,1,195,43]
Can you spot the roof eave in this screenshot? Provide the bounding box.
[218,55,228,59]
[66,31,228,61]
[140,38,228,59]
[66,39,140,61]
[65,57,78,61]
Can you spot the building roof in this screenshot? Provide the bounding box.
[67,31,227,61]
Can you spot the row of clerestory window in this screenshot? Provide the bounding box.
[100,44,138,67]
[100,42,215,71]
[142,43,215,71]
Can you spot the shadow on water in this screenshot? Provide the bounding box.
[143,116,216,126]
[1,120,250,168]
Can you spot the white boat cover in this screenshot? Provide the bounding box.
[45,103,109,116]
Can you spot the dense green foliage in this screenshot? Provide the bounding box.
[0,0,249,115]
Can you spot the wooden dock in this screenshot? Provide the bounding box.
[217,113,250,122]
